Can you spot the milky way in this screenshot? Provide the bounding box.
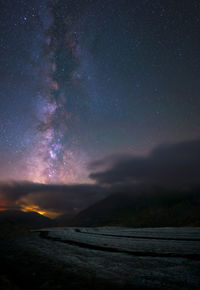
[0,0,200,186]
[26,2,89,184]
[0,1,91,184]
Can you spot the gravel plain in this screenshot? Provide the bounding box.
[1,227,200,289]
[33,227,200,289]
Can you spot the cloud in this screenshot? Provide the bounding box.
[1,139,200,216]
[90,139,200,188]
[0,182,105,214]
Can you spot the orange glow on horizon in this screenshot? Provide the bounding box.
[21,204,60,219]
[0,199,10,211]
[21,204,46,216]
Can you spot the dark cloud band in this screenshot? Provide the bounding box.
[1,139,200,215]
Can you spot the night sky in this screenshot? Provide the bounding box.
[0,0,200,216]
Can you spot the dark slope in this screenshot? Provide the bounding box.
[54,213,75,226]
[0,210,53,229]
[70,189,200,227]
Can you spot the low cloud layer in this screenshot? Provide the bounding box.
[0,182,105,215]
[0,139,200,216]
[90,139,200,187]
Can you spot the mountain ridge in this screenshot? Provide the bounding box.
[68,188,200,227]
[0,210,53,229]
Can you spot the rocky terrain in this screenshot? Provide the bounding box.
[0,226,200,289]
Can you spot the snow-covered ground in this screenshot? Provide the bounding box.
[25,227,200,289]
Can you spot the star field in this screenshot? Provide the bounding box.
[0,0,200,184]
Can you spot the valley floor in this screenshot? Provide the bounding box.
[0,227,200,289]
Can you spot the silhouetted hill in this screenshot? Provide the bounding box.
[70,188,200,227]
[54,213,75,226]
[0,210,53,229]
